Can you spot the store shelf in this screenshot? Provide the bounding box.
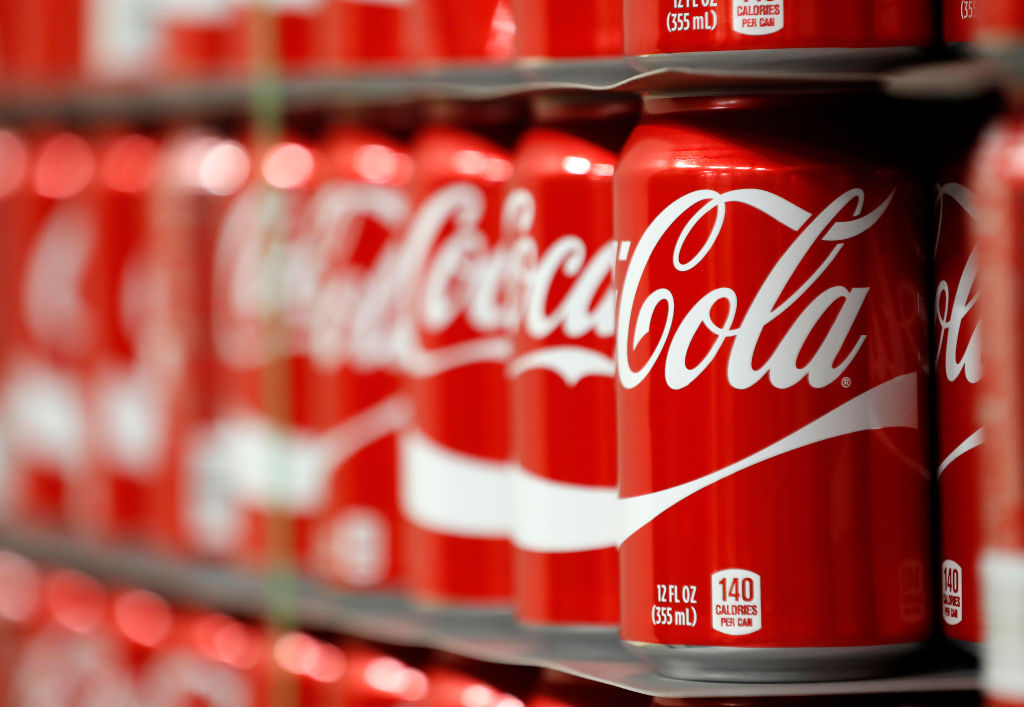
[0,47,975,124]
[0,526,977,699]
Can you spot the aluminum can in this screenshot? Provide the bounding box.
[622,0,933,56]
[506,95,634,628]
[339,640,430,706]
[422,654,536,707]
[227,0,327,75]
[977,0,1024,45]
[305,124,413,591]
[6,131,98,527]
[210,134,323,569]
[512,0,622,59]
[146,127,252,560]
[944,0,980,43]
[72,130,165,541]
[398,105,521,608]
[614,93,931,681]
[408,0,516,64]
[157,0,234,78]
[970,108,1024,707]
[320,0,413,68]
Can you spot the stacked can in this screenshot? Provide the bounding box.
[320,0,413,69]
[408,0,517,65]
[505,93,635,630]
[226,0,327,76]
[944,0,980,44]
[305,120,413,592]
[512,0,622,59]
[614,92,931,681]
[397,101,523,610]
[157,0,235,79]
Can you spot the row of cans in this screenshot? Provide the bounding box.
[0,85,1020,686]
[1,0,1023,86]
[0,551,985,707]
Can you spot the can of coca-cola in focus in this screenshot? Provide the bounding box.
[71,129,165,542]
[423,653,537,707]
[320,0,413,69]
[970,106,1024,707]
[339,640,430,706]
[614,92,931,681]
[398,101,524,610]
[226,0,327,76]
[211,132,324,569]
[6,131,99,528]
[407,0,517,65]
[146,126,251,560]
[527,670,647,707]
[933,103,996,651]
[505,93,635,629]
[305,122,413,591]
[944,0,980,44]
[156,0,234,79]
[512,0,622,59]
[622,0,933,57]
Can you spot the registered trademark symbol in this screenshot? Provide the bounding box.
[841,377,852,388]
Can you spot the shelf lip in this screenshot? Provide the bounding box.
[0,48,984,124]
[0,526,978,698]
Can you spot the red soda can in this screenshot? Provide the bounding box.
[320,0,413,69]
[423,654,536,707]
[614,93,931,681]
[146,127,252,559]
[210,134,324,569]
[526,670,647,707]
[512,0,622,59]
[970,107,1024,707]
[408,0,517,65]
[944,0,980,44]
[227,0,327,76]
[157,0,234,79]
[304,123,413,591]
[72,130,164,541]
[505,94,635,628]
[398,103,523,608]
[4,0,84,85]
[977,0,1024,45]
[622,0,934,57]
[0,551,42,698]
[339,640,430,707]
[6,131,98,527]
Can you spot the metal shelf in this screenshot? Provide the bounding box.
[0,47,985,124]
[0,526,978,699]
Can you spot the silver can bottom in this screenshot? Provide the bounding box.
[626,641,926,683]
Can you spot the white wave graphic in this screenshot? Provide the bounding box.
[400,335,513,378]
[510,464,617,553]
[507,346,615,387]
[937,427,983,477]
[398,429,510,539]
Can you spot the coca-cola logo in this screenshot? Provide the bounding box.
[398,181,513,376]
[617,188,893,391]
[213,181,408,372]
[502,188,616,386]
[935,182,980,385]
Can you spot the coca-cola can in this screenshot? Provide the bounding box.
[423,653,537,707]
[971,108,1024,707]
[398,102,524,609]
[944,0,979,44]
[614,92,932,681]
[407,0,517,65]
[146,126,252,560]
[505,94,635,628]
[320,0,413,69]
[512,0,622,59]
[622,0,933,56]
[305,122,413,592]
[226,0,327,76]
[156,0,234,79]
[977,0,1024,46]
[7,130,99,528]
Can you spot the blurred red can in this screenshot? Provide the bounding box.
[505,94,634,628]
[977,0,1024,45]
[320,0,413,69]
[340,640,430,706]
[971,108,1024,707]
[157,0,234,79]
[944,0,980,43]
[614,93,931,681]
[227,0,327,75]
[398,103,522,608]
[6,131,99,527]
[513,0,622,59]
[408,0,517,65]
[623,0,934,56]
[305,123,413,591]
[423,654,536,707]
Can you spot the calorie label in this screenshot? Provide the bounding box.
[732,0,784,36]
[942,559,964,626]
[711,569,762,635]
